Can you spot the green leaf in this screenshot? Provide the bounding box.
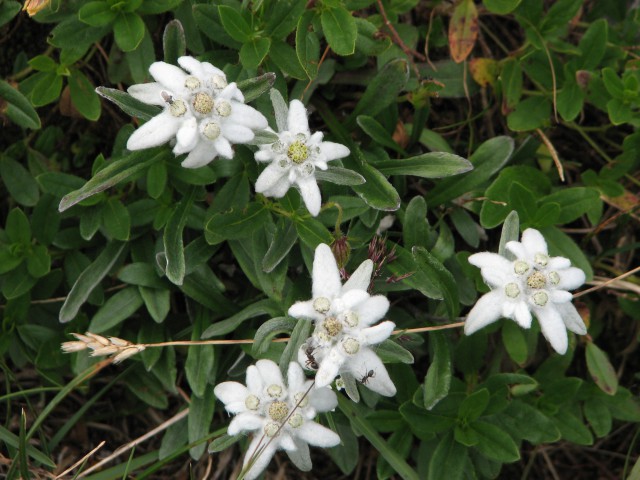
[586,342,618,396]
[208,434,242,453]
[412,247,459,318]
[375,339,414,364]
[163,19,186,65]
[294,216,334,249]
[357,115,404,153]
[484,0,521,14]
[26,245,50,278]
[59,149,166,211]
[239,37,271,69]
[59,242,126,323]
[0,1,21,28]
[376,152,473,178]
[607,98,632,125]
[31,195,59,246]
[348,59,409,123]
[502,321,528,364]
[89,287,144,333]
[553,408,593,445]
[583,398,612,438]
[321,5,357,56]
[2,264,36,299]
[114,12,145,52]
[0,157,39,207]
[96,87,161,121]
[428,432,468,480]
[557,79,585,122]
[118,263,166,288]
[279,318,311,374]
[314,166,365,185]
[458,388,490,422]
[269,40,307,80]
[500,59,522,111]
[139,287,170,323]
[102,198,131,241]
[296,11,320,79]
[68,69,101,121]
[29,72,62,107]
[423,332,452,410]
[539,225,593,280]
[578,19,607,70]
[164,186,197,286]
[205,203,270,245]
[0,425,55,468]
[78,1,117,26]
[601,67,623,98]
[146,161,167,199]
[387,244,442,299]
[0,246,23,275]
[6,207,31,245]
[79,206,102,241]
[192,4,239,49]
[217,5,252,43]
[201,299,278,338]
[540,187,600,224]
[0,79,40,129]
[236,73,277,103]
[471,420,520,463]
[252,317,297,355]
[185,306,214,398]
[429,136,514,206]
[348,161,401,211]
[262,218,297,273]
[507,96,551,131]
[339,397,420,480]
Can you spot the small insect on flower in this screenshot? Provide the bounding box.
[303,344,319,370]
[359,368,376,385]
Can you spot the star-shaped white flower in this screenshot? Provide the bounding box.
[254,100,350,216]
[214,360,339,480]
[288,244,396,396]
[126,56,268,168]
[465,228,587,354]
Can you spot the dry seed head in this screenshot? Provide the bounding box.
[86,332,110,346]
[61,341,88,353]
[108,336,131,347]
[91,345,120,357]
[113,347,143,364]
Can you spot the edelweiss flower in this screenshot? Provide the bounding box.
[288,244,396,396]
[465,228,587,354]
[254,100,350,216]
[214,360,339,480]
[126,56,268,168]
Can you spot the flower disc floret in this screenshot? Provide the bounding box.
[268,401,289,421]
[527,271,547,289]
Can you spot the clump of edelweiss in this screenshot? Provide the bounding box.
[465,228,587,354]
[126,56,268,168]
[254,98,350,216]
[214,360,339,480]
[61,332,145,363]
[288,243,397,397]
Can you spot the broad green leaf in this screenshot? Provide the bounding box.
[376,339,414,364]
[192,4,240,49]
[339,396,420,480]
[164,186,197,286]
[262,218,297,273]
[500,59,522,111]
[125,25,155,83]
[78,1,117,26]
[484,0,521,14]
[252,317,296,355]
[321,5,357,56]
[296,11,320,79]
[139,286,170,323]
[403,196,429,249]
[2,264,36,299]
[163,19,186,65]
[540,187,600,224]
[279,318,311,374]
[102,198,131,241]
[0,246,23,275]
[539,226,593,280]
[68,69,101,121]
[507,97,551,131]
[31,195,60,246]
[294,216,333,249]
[578,19,607,70]
[348,59,409,123]
[236,73,276,103]
[59,149,166,211]
[208,434,242,453]
[557,79,585,122]
[349,162,401,211]
[264,0,306,38]
[6,207,31,245]
[413,247,459,318]
[146,162,167,199]
[471,420,520,463]
[387,244,442,299]
[89,287,144,332]
[553,408,593,445]
[118,263,166,288]
[583,398,612,438]
[180,265,235,315]
[79,206,102,241]
[502,321,528,364]
[429,136,514,206]
[586,342,618,396]
[423,332,452,410]
[114,12,145,52]
[185,306,214,398]
[357,115,404,153]
[59,242,126,323]
[0,157,39,207]
[314,166,365,185]
[239,37,271,69]
[0,1,20,28]
[205,203,270,245]
[26,244,50,278]
[96,87,161,120]
[29,71,62,107]
[269,40,307,80]
[428,432,467,480]
[0,79,40,129]
[218,5,252,42]
[376,152,473,178]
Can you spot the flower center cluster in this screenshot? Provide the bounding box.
[287,140,309,164]
[268,401,289,421]
[526,271,547,289]
[322,316,343,337]
[169,99,187,117]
